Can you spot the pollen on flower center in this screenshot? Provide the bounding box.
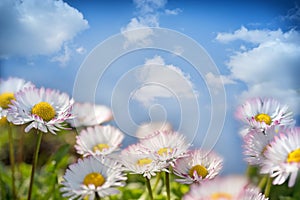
[157,147,173,156]
[31,102,56,121]
[0,92,15,109]
[83,172,105,187]
[137,158,152,166]
[210,192,232,200]
[287,148,300,163]
[189,164,208,178]
[93,143,110,152]
[0,117,8,126]
[254,113,271,125]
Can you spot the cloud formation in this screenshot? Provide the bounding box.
[216,26,300,113]
[121,0,180,48]
[132,55,197,106]
[205,72,236,95]
[0,0,88,57]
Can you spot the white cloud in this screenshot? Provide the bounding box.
[50,44,71,66]
[76,46,86,54]
[217,27,300,114]
[205,72,236,94]
[216,26,287,44]
[165,8,182,15]
[132,55,197,106]
[172,45,184,56]
[122,0,181,48]
[0,0,88,57]
[133,0,167,14]
[121,18,155,48]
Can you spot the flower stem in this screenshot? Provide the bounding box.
[27,130,43,200]
[258,175,268,190]
[264,176,272,198]
[165,171,170,200]
[8,123,16,199]
[95,193,101,200]
[146,177,154,200]
[152,172,161,193]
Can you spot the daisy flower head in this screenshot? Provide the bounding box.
[261,127,300,187]
[239,188,269,200]
[135,121,173,139]
[243,125,282,166]
[68,102,113,128]
[120,143,168,179]
[61,156,127,200]
[0,77,34,119]
[7,87,73,134]
[183,175,250,200]
[75,125,124,157]
[174,149,223,184]
[235,98,295,137]
[140,130,190,166]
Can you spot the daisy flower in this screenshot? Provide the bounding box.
[261,127,300,187]
[140,130,190,166]
[236,98,295,136]
[0,77,34,119]
[174,149,223,184]
[239,188,269,200]
[135,121,173,139]
[243,126,282,166]
[68,102,113,128]
[60,156,127,200]
[7,87,73,134]
[183,175,250,200]
[120,143,168,179]
[75,125,124,157]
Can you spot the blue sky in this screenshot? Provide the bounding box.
[1,0,300,174]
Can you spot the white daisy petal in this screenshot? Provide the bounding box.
[174,149,223,184]
[236,98,295,137]
[243,126,287,166]
[0,77,34,119]
[61,156,126,199]
[135,121,173,139]
[68,102,113,128]
[140,130,190,166]
[120,143,168,179]
[261,128,300,187]
[239,188,269,200]
[75,125,124,157]
[7,87,73,134]
[183,175,251,200]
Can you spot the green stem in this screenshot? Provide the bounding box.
[27,130,43,200]
[8,123,16,199]
[258,175,268,190]
[165,171,170,200]
[146,177,154,200]
[152,172,161,192]
[264,176,272,198]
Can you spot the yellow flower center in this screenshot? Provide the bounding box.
[189,164,208,178]
[210,192,232,200]
[254,113,271,125]
[0,117,8,126]
[287,148,300,163]
[93,143,110,152]
[31,102,56,122]
[137,158,153,166]
[0,93,15,109]
[157,147,173,156]
[83,172,105,187]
